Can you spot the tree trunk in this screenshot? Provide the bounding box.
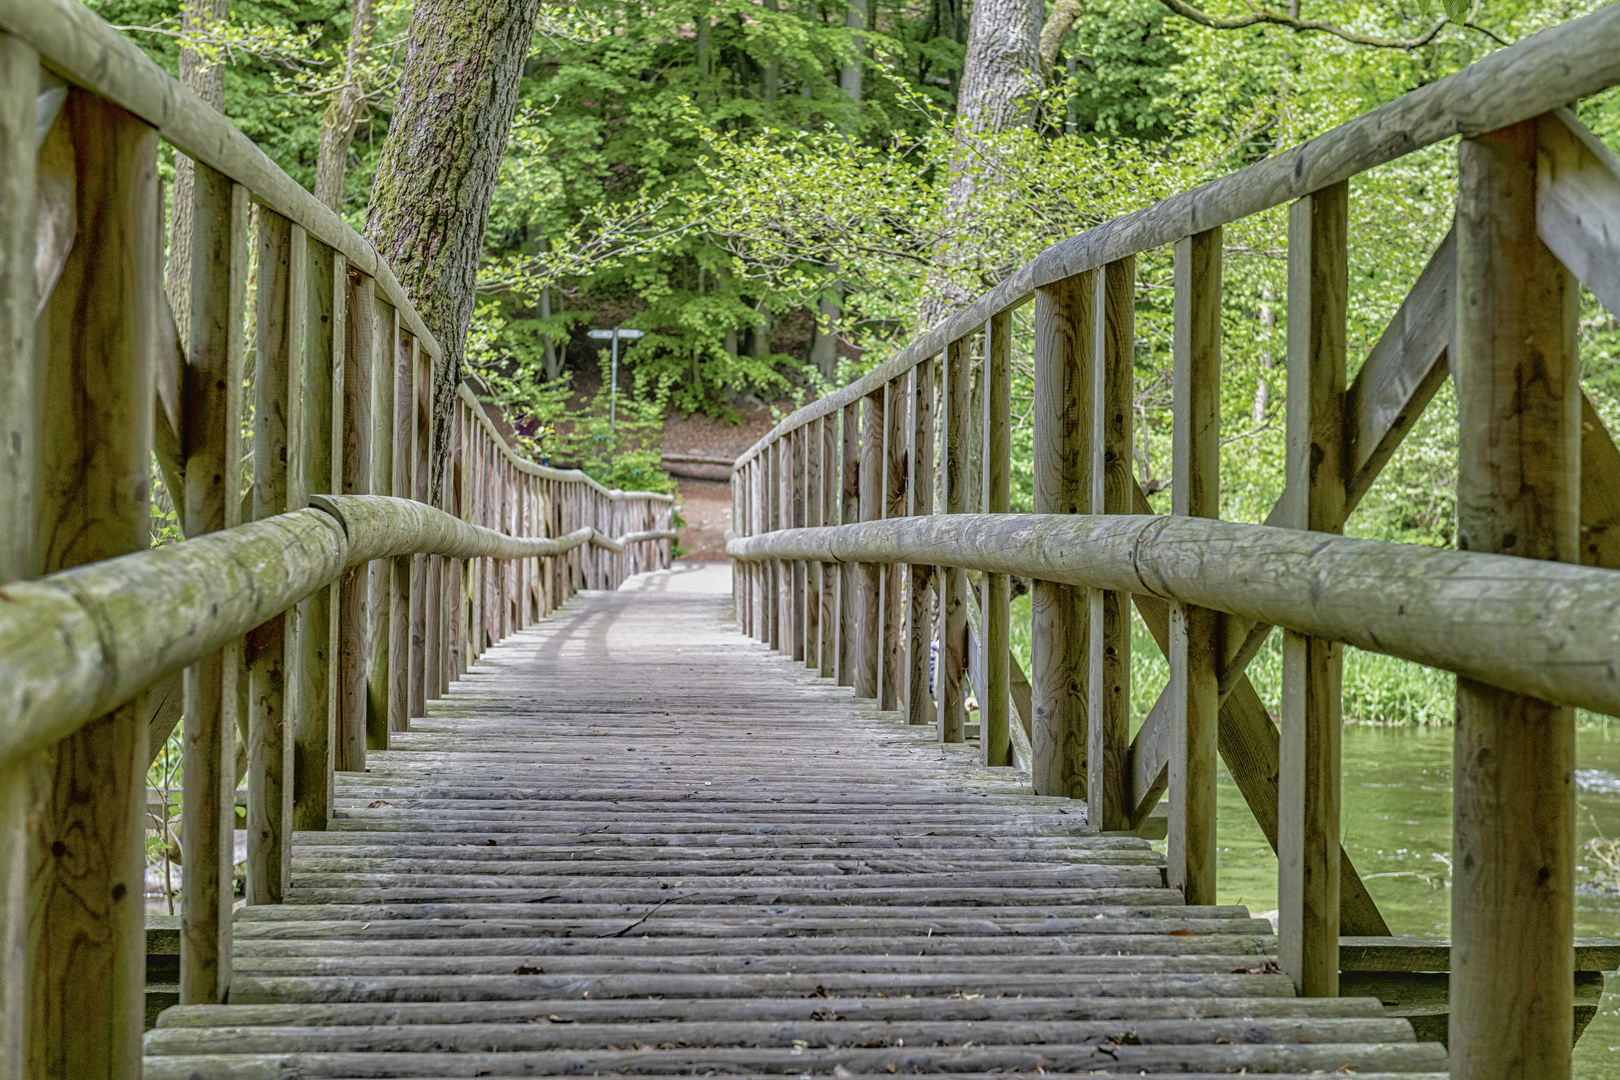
[166,0,228,349]
[538,281,560,383]
[920,0,1042,329]
[314,0,378,214]
[363,0,542,501]
[841,0,867,112]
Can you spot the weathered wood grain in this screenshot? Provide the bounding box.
[1536,107,1620,319]
[838,401,859,686]
[939,337,971,743]
[856,389,883,700]
[982,314,1012,765]
[907,358,937,727]
[881,380,908,711]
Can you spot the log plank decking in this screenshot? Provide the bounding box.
[144,565,1446,1078]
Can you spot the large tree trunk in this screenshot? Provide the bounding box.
[920,0,1041,329]
[166,0,228,348]
[314,0,378,213]
[364,0,541,500]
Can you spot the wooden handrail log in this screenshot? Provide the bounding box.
[726,514,1620,717]
[729,2,1620,471]
[0,496,670,766]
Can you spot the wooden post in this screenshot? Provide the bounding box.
[837,401,860,685]
[939,338,971,743]
[290,243,340,833]
[366,301,395,751]
[1450,117,1579,1080]
[30,90,157,1078]
[409,338,429,716]
[335,268,374,772]
[805,421,822,671]
[881,379,908,711]
[856,389,884,699]
[767,440,782,650]
[0,37,39,1077]
[388,328,412,731]
[247,211,303,903]
[907,357,938,726]
[820,414,838,678]
[982,315,1012,763]
[178,162,247,1005]
[1088,258,1134,825]
[786,429,804,661]
[1031,277,1091,795]
[1169,229,1221,904]
[1280,186,1346,994]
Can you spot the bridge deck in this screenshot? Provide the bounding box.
[143,564,1447,1078]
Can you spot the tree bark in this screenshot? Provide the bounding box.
[166,0,228,349]
[920,0,1041,329]
[364,0,542,501]
[314,0,379,214]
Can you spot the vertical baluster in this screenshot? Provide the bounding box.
[248,211,304,902]
[786,431,803,659]
[409,338,428,717]
[907,358,937,726]
[765,443,780,649]
[819,413,838,679]
[747,459,761,640]
[366,300,395,751]
[939,339,971,742]
[1032,275,1092,795]
[857,389,884,699]
[0,38,38,1074]
[179,162,247,1003]
[774,438,792,654]
[1278,187,1345,993]
[1450,118,1579,1077]
[335,267,374,772]
[733,464,747,634]
[982,316,1011,764]
[290,243,340,832]
[804,425,820,669]
[387,323,411,733]
[1089,258,1135,824]
[882,380,908,712]
[30,89,158,1076]
[838,401,859,686]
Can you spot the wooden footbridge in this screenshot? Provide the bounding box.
[3,0,1620,1077]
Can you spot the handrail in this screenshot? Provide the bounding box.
[731,2,1620,469]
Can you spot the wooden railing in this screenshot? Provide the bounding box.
[0,0,674,1073]
[728,8,1620,1076]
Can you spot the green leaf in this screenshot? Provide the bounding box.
[1441,0,1470,22]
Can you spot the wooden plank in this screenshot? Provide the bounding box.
[1088,257,1133,827]
[1450,116,1580,1079]
[246,211,302,905]
[31,89,156,1079]
[786,430,803,663]
[177,161,246,1006]
[1536,107,1620,319]
[837,401,859,686]
[982,315,1011,765]
[409,337,428,719]
[819,414,837,679]
[366,299,395,751]
[1031,274,1091,797]
[938,338,971,743]
[291,240,337,833]
[1279,183,1347,998]
[856,390,883,699]
[336,268,374,772]
[804,419,821,672]
[1168,230,1220,906]
[881,378,907,711]
[906,358,937,726]
[389,327,412,732]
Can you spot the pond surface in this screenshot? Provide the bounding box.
[1206,722,1620,1076]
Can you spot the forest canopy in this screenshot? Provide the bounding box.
[102,0,1620,528]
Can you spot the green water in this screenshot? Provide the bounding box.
[1206,723,1620,1075]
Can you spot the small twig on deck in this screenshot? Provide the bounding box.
[598,897,673,938]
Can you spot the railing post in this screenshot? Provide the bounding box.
[1031,276,1092,795]
[0,36,39,1076]
[1088,257,1134,825]
[387,322,411,732]
[335,267,374,773]
[982,316,1011,763]
[805,422,822,671]
[30,89,158,1077]
[1279,185,1346,993]
[178,161,247,1005]
[750,459,765,642]
[248,211,304,903]
[881,379,908,712]
[939,338,970,742]
[837,401,860,685]
[1450,116,1579,1079]
[290,242,340,833]
[857,389,884,698]
[409,337,429,716]
[786,430,804,661]
[366,302,395,750]
[1169,229,1221,903]
[819,413,838,679]
[907,357,937,726]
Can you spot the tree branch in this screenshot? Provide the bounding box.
[1154,0,1459,49]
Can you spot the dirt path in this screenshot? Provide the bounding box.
[662,405,781,563]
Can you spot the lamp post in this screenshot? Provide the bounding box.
[587,327,643,467]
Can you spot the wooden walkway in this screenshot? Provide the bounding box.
[143,564,1448,1078]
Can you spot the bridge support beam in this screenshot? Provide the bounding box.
[1450,115,1580,1080]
